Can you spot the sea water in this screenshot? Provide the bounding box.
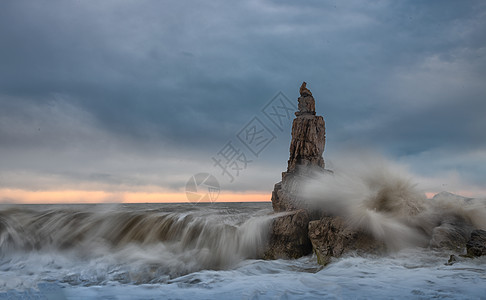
[0,202,485,299]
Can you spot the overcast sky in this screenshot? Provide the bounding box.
[1,0,485,200]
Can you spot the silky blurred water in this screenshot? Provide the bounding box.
[1,203,485,299]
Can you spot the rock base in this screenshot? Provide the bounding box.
[428,214,474,251]
[264,210,312,259]
[308,216,386,265]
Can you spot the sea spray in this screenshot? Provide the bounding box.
[0,203,277,289]
[302,153,486,251]
[1,202,485,298]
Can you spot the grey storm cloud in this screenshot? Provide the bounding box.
[0,0,485,195]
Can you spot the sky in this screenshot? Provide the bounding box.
[0,0,485,203]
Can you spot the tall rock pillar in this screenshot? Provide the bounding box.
[265,82,385,263]
[264,82,326,259]
[271,82,326,212]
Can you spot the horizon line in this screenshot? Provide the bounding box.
[0,188,272,204]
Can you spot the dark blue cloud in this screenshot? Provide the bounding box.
[0,0,485,194]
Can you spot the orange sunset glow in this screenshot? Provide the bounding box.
[0,189,271,204]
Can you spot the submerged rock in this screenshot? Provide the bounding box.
[466,229,486,257]
[308,216,385,265]
[445,254,458,265]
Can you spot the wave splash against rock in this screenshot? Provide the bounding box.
[265,82,486,264]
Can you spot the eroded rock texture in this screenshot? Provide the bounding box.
[466,229,486,257]
[428,214,474,251]
[266,82,327,259]
[264,210,312,259]
[266,83,484,265]
[271,83,326,213]
[308,217,386,265]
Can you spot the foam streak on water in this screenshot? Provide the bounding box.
[0,202,485,299]
[0,203,275,291]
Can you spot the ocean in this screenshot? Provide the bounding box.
[0,202,485,299]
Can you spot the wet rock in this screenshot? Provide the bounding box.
[445,254,458,265]
[428,214,474,251]
[308,216,386,266]
[466,229,486,257]
[271,173,308,212]
[444,254,471,266]
[264,210,312,259]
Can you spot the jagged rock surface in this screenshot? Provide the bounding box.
[308,217,386,265]
[466,229,486,257]
[267,82,384,264]
[299,81,312,97]
[296,96,315,116]
[266,82,327,260]
[271,83,326,213]
[263,210,312,259]
[287,115,325,173]
[266,83,485,265]
[428,214,474,251]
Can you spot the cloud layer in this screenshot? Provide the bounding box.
[1,0,485,199]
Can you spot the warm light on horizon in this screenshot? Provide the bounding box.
[0,188,271,204]
[2,189,484,205]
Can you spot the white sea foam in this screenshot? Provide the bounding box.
[2,250,485,299]
[1,170,485,299]
[0,203,276,291]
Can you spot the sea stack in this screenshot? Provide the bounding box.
[271,82,327,212]
[265,83,482,264]
[264,82,328,259]
[265,82,383,261]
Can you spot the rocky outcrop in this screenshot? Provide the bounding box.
[299,81,312,97]
[266,83,486,265]
[428,214,474,251]
[287,114,325,172]
[445,229,486,265]
[265,82,327,259]
[466,229,486,257]
[264,210,312,259]
[271,82,326,213]
[265,82,379,264]
[308,217,386,265]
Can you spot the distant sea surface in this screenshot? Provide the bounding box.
[0,202,485,299]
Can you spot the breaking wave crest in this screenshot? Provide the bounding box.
[0,203,274,287]
[303,154,486,251]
